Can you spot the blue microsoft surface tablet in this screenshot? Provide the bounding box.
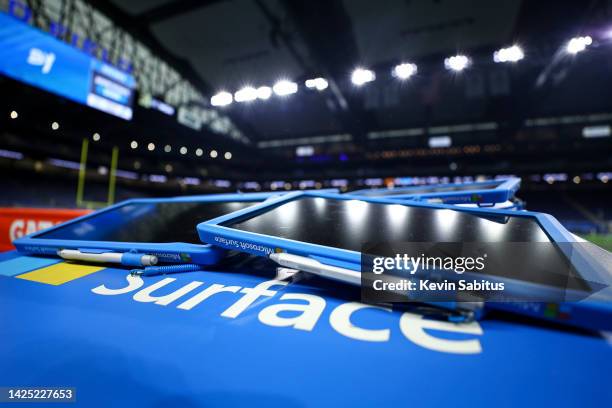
[347,178,521,205]
[14,192,279,266]
[197,191,611,331]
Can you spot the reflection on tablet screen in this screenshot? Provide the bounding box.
[38,201,260,244]
[221,197,591,290]
[224,197,550,250]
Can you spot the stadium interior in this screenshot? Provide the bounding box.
[0,0,611,245]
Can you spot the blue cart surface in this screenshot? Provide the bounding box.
[0,251,610,408]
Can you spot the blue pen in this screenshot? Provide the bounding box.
[130,264,202,277]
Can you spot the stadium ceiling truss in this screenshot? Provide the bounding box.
[1,0,250,144]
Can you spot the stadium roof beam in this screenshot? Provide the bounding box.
[84,0,260,142]
[510,0,599,89]
[277,0,376,143]
[137,0,227,25]
[253,0,312,74]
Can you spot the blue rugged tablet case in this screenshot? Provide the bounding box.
[14,192,280,266]
[197,191,612,331]
[347,178,521,205]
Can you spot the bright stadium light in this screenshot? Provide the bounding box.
[10,110,18,119]
[51,121,59,130]
[210,150,218,158]
[493,45,524,63]
[210,91,233,106]
[444,55,470,71]
[147,143,155,151]
[273,80,298,96]
[305,77,328,91]
[180,146,187,155]
[164,144,172,153]
[130,141,138,149]
[234,87,257,103]
[195,148,203,157]
[351,68,375,86]
[256,86,272,100]
[392,63,417,80]
[92,132,101,141]
[566,36,592,54]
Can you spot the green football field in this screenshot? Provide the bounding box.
[580,234,612,252]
